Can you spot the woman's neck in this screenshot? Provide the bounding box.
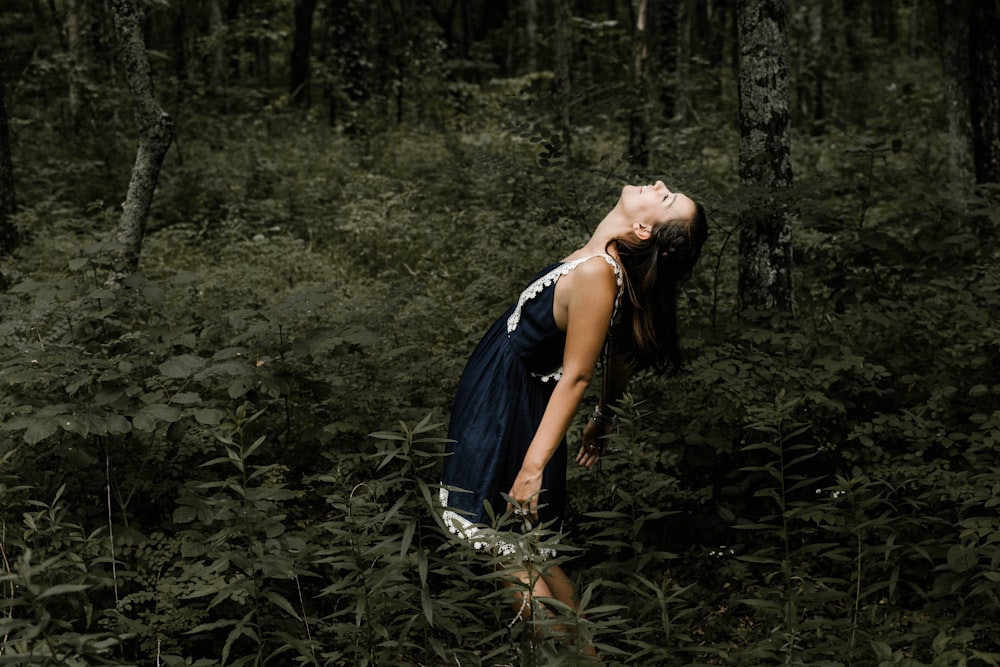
[561,204,632,262]
[586,208,630,254]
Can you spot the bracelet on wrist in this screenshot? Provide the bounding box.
[590,407,616,425]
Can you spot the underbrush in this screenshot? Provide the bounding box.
[3,76,1000,664]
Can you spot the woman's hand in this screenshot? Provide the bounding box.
[575,419,608,469]
[507,468,543,522]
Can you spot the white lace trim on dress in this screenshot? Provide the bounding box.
[439,487,557,560]
[506,253,623,382]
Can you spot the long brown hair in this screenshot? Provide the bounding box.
[609,202,708,372]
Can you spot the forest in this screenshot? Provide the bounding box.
[1,0,999,665]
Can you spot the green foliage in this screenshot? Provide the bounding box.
[0,462,126,664]
[3,5,1000,663]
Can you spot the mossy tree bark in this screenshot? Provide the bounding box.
[553,0,572,159]
[737,0,794,318]
[627,0,649,167]
[969,1,1000,184]
[936,0,975,192]
[108,0,174,285]
[0,80,16,256]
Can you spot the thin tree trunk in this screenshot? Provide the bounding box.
[524,0,538,72]
[553,0,572,158]
[322,0,349,127]
[628,0,649,166]
[108,0,174,285]
[65,0,80,127]
[703,0,729,71]
[818,0,840,125]
[937,0,975,190]
[790,0,829,134]
[871,0,898,43]
[737,0,794,317]
[389,1,405,124]
[226,0,242,83]
[0,81,16,256]
[207,0,226,83]
[651,0,679,118]
[256,35,270,90]
[842,0,867,72]
[290,0,319,107]
[675,0,692,122]
[969,0,1000,184]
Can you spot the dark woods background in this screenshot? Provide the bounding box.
[1,0,998,665]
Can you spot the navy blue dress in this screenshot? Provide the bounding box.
[439,254,622,555]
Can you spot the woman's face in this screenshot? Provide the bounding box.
[621,180,697,227]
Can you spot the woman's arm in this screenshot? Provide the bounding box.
[507,258,618,520]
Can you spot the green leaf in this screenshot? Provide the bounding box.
[261,590,301,620]
[186,619,237,635]
[736,555,782,565]
[59,414,89,437]
[245,435,267,459]
[228,377,253,398]
[24,419,58,444]
[159,354,206,379]
[37,583,91,599]
[369,431,406,441]
[737,597,782,612]
[173,392,202,404]
[106,414,131,434]
[146,403,182,422]
[583,511,629,520]
[173,506,198,524]
[400,521,415,557]
[194,409,226,425]
[946,544,976,573]
[421,583,434,625]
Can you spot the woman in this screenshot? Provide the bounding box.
[439,180,708,623]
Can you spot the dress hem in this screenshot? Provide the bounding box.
[438,487,557,560]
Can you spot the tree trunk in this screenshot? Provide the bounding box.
[0,81,16,256]
[628,0,649,167]
[226,0,242,83]
[691,0,728,90]
[108,0,174,285]
[937,0,975,190]
[290,0,319,107]
[969,0,1000,184]
[737,0,794,317]
[840,0,871,127]
[841,0,867,72]
[790,0,830,134]
[552,0,572,158]
[650,0,679,118]
[871,0,898,43]
[65,0,80,127]
[524,0,538,72]
[255,34,271,90]
[207,0,226,86]
[675,0,692,122]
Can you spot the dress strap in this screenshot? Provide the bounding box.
[506,252,624,335]
[594,252,625,321]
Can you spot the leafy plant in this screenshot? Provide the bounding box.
[0,468,125,664]
[163,404,315,666]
